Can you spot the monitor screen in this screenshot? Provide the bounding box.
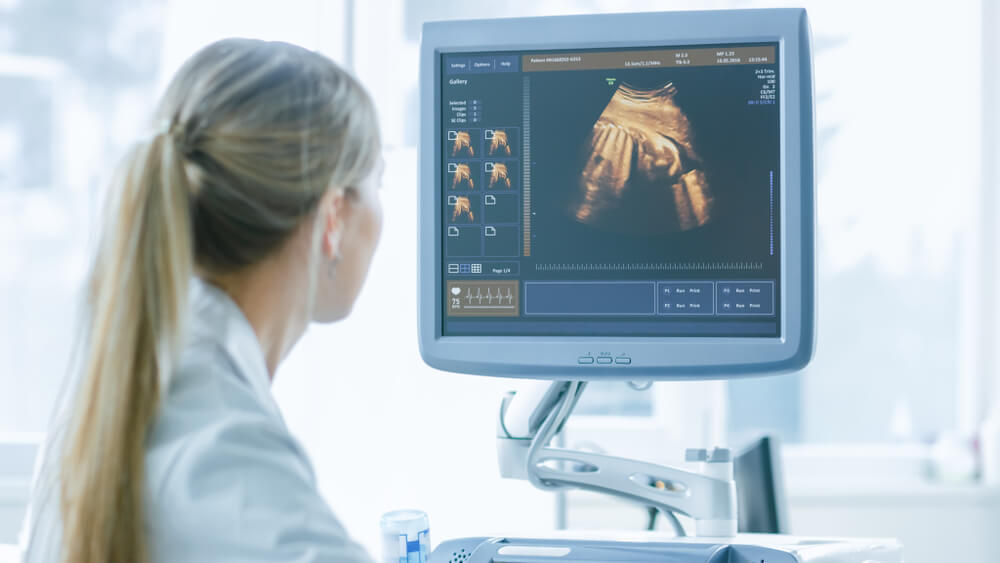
[440,43,780,338]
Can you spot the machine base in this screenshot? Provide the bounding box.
[431,532,902,563]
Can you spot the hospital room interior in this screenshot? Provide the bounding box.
[0,1,997,562]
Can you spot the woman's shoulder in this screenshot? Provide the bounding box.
[141,348,366,562]
[166,339,263,418]
[146,340,305,482]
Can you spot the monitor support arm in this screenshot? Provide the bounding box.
[496,381,737,537]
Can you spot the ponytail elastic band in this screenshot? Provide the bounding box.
[150,119,190,155]
[153,118,172,138]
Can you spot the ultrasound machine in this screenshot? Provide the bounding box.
[418,8,902,563]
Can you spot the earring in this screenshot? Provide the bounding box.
[327,251,342,278]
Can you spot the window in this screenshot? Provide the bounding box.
[0,0,165,434]
[728,0,986,445]
[0,0,350,435]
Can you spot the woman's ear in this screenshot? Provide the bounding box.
[321,189,347,261]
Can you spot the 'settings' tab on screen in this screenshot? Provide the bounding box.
[445,57,471,74]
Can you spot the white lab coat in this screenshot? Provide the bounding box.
[20,278,373,563]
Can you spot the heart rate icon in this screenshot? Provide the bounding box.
[451,287,462,296]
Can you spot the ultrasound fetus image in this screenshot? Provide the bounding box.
[487,163,511,190]
[570,83,713,235]
[450,131,475,157]
[487,129,511,156]
[451,196,475,223]
[450,163,475,190]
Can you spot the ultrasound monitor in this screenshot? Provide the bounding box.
[418,9,815,379]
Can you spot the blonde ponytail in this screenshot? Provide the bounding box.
[56,38,380,563]
[60,126,193,563]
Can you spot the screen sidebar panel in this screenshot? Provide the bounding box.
[440,44,780,338]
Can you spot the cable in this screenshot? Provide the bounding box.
[525,381,578,490]
[524,380,687,538]
[662,509,686,537]
[646,507,686,536]
[525,381,585,491]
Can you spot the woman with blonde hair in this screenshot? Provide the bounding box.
[21,38,383,562]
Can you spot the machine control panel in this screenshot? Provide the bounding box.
[578,353,632,366]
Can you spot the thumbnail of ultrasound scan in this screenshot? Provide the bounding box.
[487,129,513,156]
[451,196,475,223]
[449,163,476,190]
[448,129,479,158]
[487,162,512,190]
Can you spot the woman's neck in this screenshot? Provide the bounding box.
[207,257,310,379]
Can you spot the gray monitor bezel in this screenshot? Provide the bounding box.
[418,8,815,379]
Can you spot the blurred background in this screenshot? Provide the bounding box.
[1,1,998,562]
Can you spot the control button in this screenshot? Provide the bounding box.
[615,356,632,365]
[716,281,775,316]
[469,56,494,73]
[577,356,594,365]
[596,356,613,365]
[494,55,520,72]
[658,281,714,316]
[445,58,471,74]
